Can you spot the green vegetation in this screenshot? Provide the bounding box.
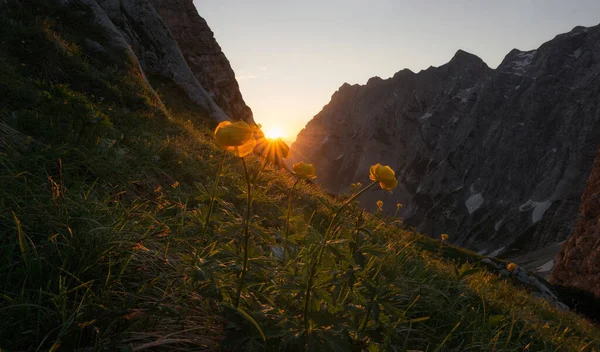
[1,2,600,351]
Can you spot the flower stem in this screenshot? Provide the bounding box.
[194,154,226,266]
[303,181,377,347]
[234,156,253,308]
[283,178,301,262]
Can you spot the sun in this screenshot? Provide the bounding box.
[264,126,285,140]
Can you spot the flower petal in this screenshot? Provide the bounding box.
[215,121,254,148]
[234,137,257,157]
[369,163,380,181]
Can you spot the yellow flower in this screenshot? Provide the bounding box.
[441,233,448,241]
[396,203,402,208]
[369,163,398,191]
[292,161,317,179]
[507,263,517,273]
[376,200,383,211]
[214,121,256,157]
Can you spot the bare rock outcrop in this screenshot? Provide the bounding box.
[150,0,253,123]
[553,149,600,297]
[94,0,229,121]
[290,24,600,256]
[56,0,252,123]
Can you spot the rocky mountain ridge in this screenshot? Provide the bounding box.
[290,24,600,258]
[65,0,252,123]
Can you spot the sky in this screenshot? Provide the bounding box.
[194,0,600,143]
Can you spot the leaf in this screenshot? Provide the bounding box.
[367,342,383,352]
[434,321,461,352]
[12,211,29,267]
[458,262,480,279]
[459,268,480,280]
[326,238,349,245]
[310,310,338,327]
[48,342,61,352]
[353,250,366,267]
[488,314,505,327]
[327,245,343,261]
[222,303,266,342]
[406,316,430,323]
[316,197,336,213]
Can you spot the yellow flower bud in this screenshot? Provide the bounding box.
[214,121,256,157]
[369,163,398,191]
[507,263,517,273]
[376,200,383,211]
[441,233,448,241]
[292,161,317,179]
[397,203,402,208]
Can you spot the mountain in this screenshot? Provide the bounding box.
[290,24,600,257]
[78,0,253,123]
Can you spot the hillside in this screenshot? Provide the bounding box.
[290,25,600,259]
[1,1,600,351]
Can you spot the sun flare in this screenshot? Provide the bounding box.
[264,126,285,140]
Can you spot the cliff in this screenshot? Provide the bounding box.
[553,148,600,297]
[150,0,253,122]
[68,0,253,123]
[290,24,600,256]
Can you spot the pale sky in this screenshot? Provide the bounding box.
[194,1,600,143]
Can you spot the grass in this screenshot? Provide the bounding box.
[1,1,600,351]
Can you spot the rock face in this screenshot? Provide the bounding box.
[150,0,253,123]
[290,25,600,256]
[553,148,600,297]
[64,0,252,123]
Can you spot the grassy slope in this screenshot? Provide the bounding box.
[0,2,599,351]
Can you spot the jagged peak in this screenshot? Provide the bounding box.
[413,50,490,75]
[392,68,415,79]
[448,49,488,67]
[498,48,537,70]
[338,82,358,91]
[330,82,360,101]
[367,76,384,85]
[541,23,599,53]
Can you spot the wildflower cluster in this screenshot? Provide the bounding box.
[202,119,400,348]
